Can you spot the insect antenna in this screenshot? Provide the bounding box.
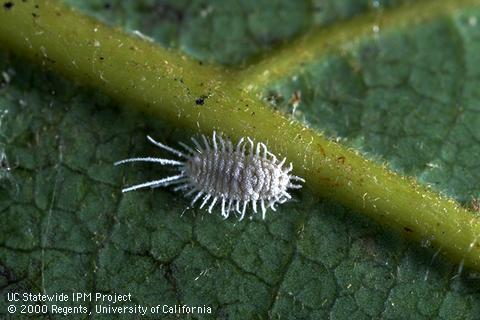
[147,135,186,158]
[121,174,185,193]
[114,157,184,166]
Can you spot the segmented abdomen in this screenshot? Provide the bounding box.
[186,151,283,201]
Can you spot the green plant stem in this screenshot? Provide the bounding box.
[1,0,480,269]
[237,0,480,92]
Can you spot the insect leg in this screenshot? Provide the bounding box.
[278,196,288,204]
[256,142,261,157]
[241,139,248,154]
[179,141,195,155]
[191,191,204,206]
[184,187,198,197]
[260,143,276,162]
[288,183,302,189]
[226,198,233,216]
[218,133,226,152]
[201,135,211,151]
[226,138,233,153]
[236,138,244,153]
[290,175,305,182]
[282,191,292,199]
[260,143,267,159]
[191,137,203,153]
[235,199,241,214]
[221,197,226,217]
[269,201,277,211]
[147,136,186,158]
[261,199,267,219]
[208,197,218,213]
[239,201,248,221]
[286,162,293,172]
[199,194,212,209]
[212,131,218,152]
[247,137,254,155]
[173,183,192,192]
[252,200,257,213]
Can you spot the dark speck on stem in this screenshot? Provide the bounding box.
[403,227,413,233]
[3,1,13,9]
[195,95,208,105]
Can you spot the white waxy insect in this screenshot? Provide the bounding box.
[114,132,305,220]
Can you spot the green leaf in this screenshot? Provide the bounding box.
[1,0,480,319]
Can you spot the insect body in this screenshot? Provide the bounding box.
[114,132,304,220]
